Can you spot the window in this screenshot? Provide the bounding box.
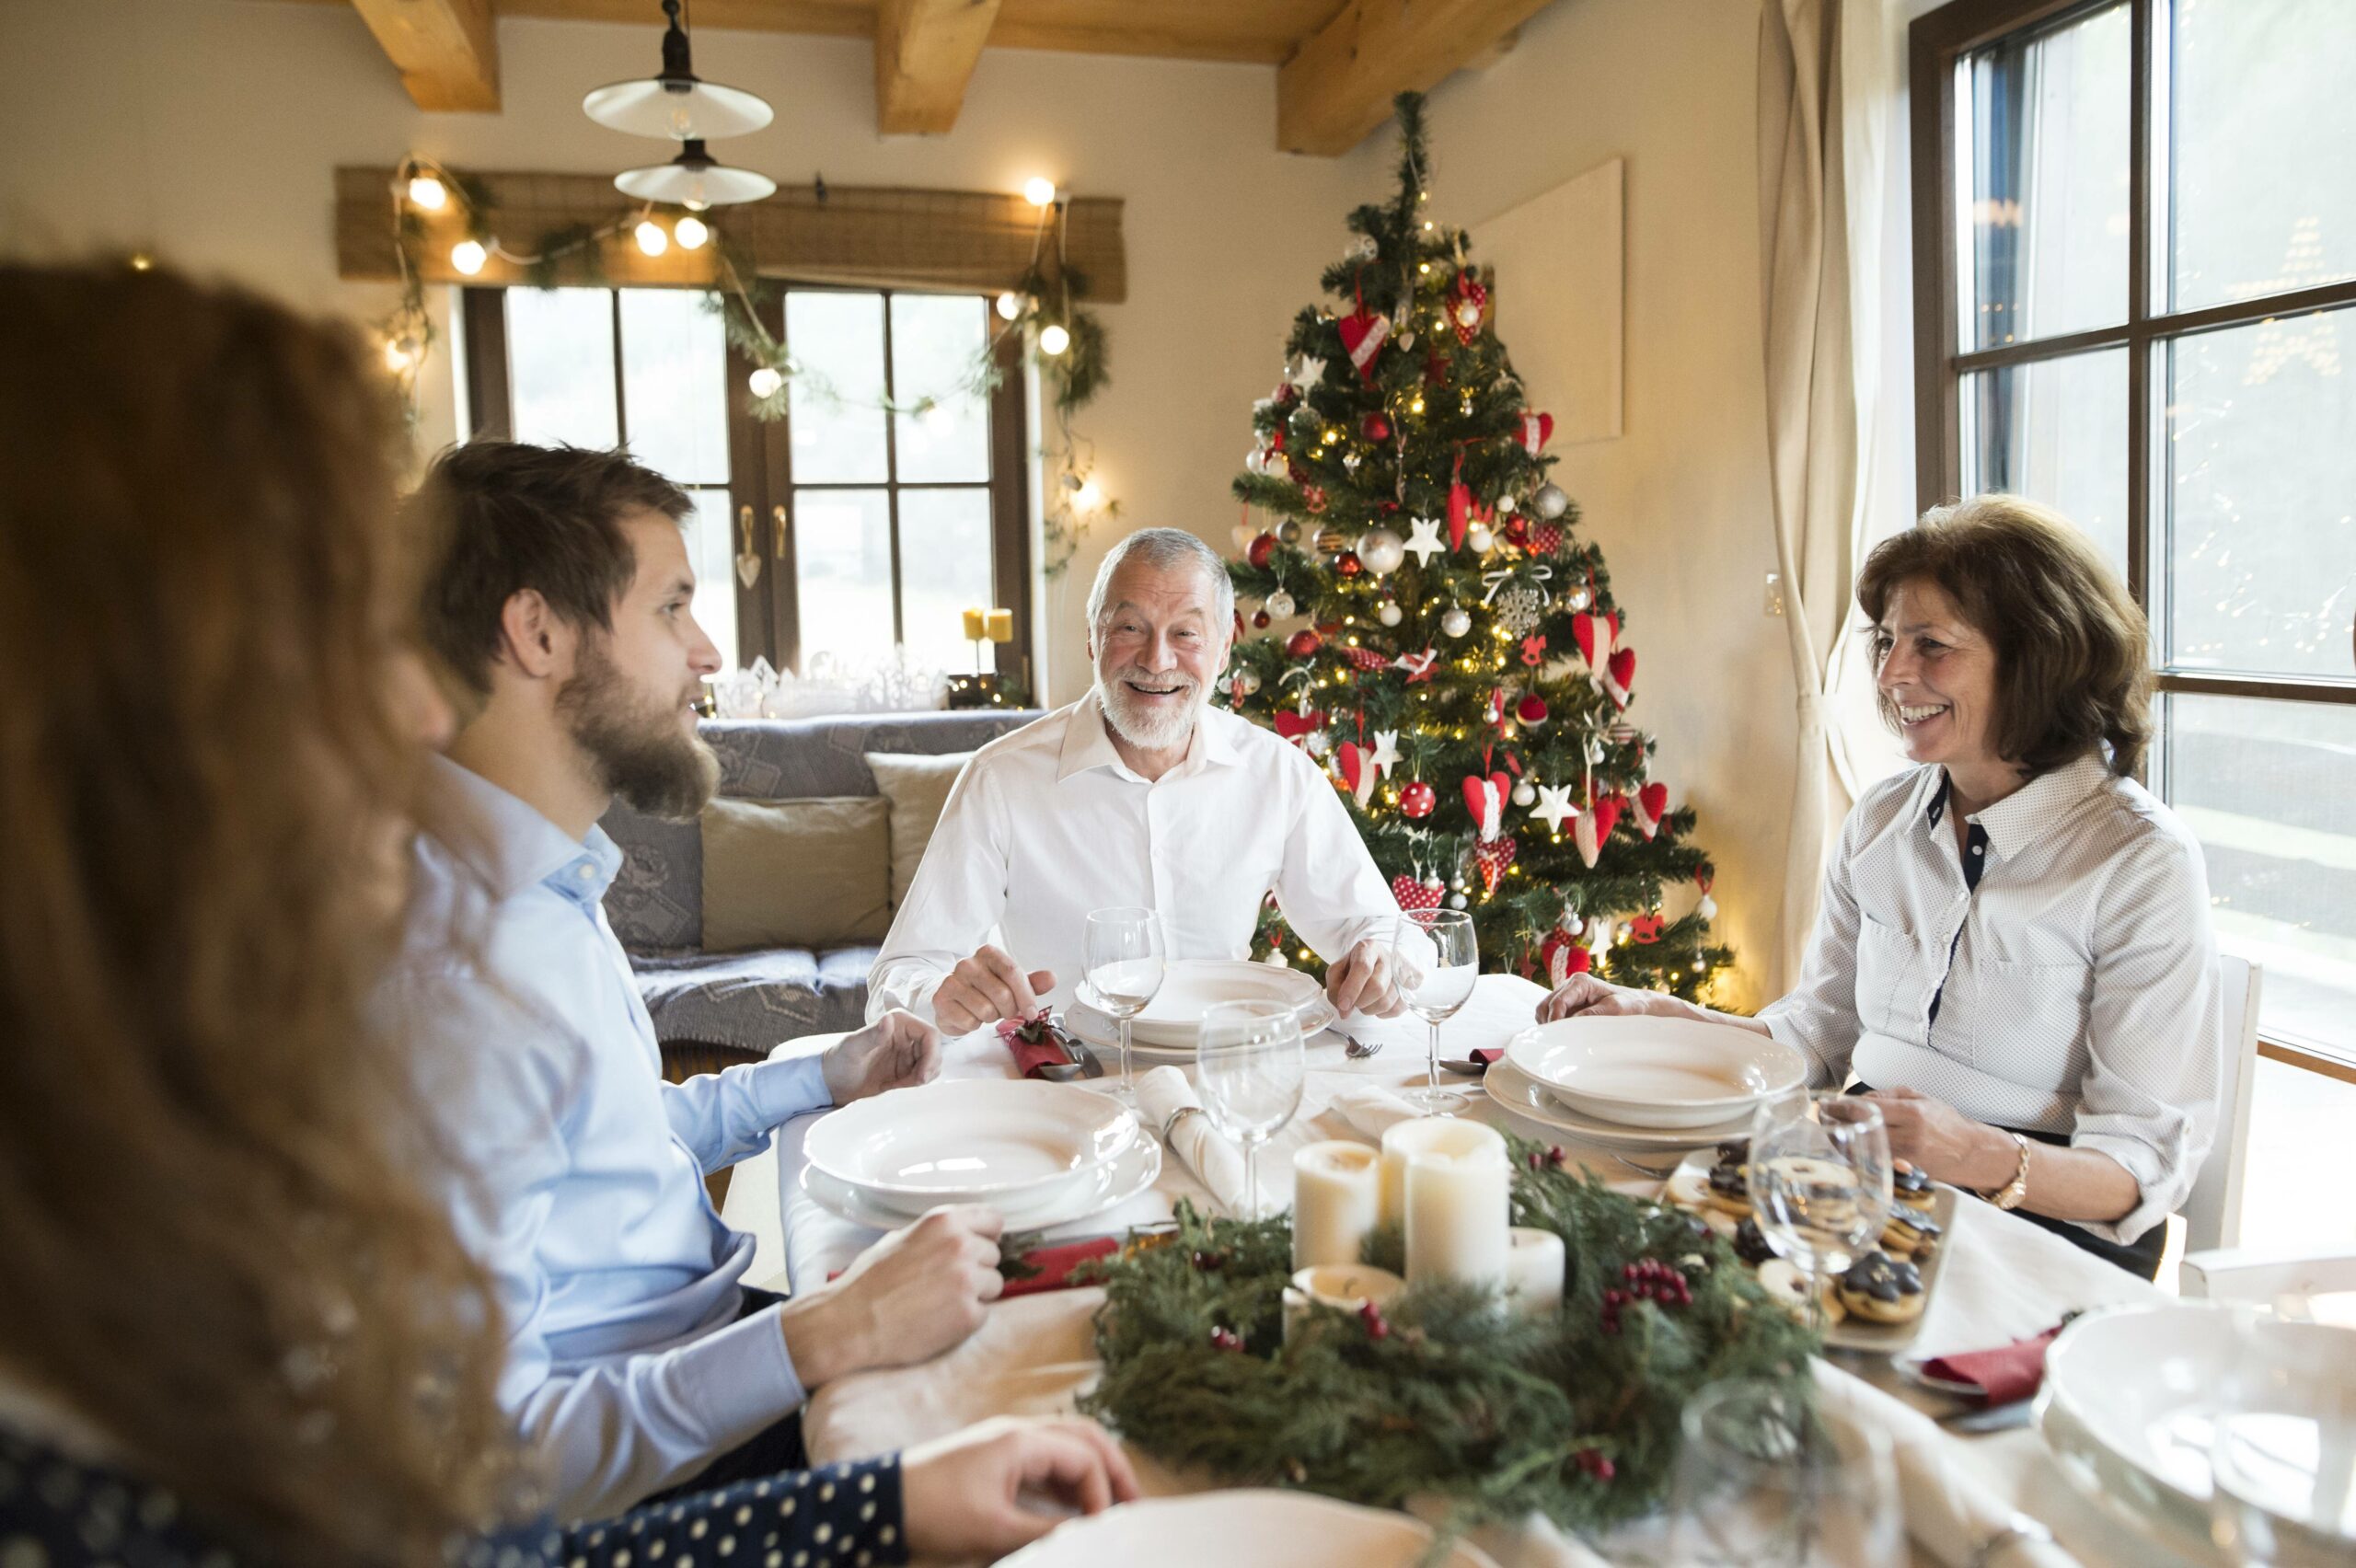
[1911,0,2356,1066]
[460,284,1031,689]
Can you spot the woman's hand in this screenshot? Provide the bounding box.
[901,1415,1140,1559]
[1535,974,1672,1023]
[1862,1086,2018,1190]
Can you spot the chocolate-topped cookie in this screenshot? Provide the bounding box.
[1836,1251,1925,1323]
[1881,1207,1943,1260]
[1714,1137,1750,1166]
[1891,1159,1935,1210]
[1703,1158,1752,1216]
[1731,1216,1777,1266]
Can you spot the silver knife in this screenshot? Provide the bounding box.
[1939,1401,2034,1435]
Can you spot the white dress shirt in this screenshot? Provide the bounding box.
[380,757,835,1519]
[1758,753,2223,1242]
[868,692,1400,1020]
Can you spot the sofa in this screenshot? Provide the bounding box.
[600,710,1039,1077]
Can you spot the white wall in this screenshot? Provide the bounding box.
[1345,0,1790,1007]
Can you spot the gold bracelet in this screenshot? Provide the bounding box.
[1980,1132,2032,1211]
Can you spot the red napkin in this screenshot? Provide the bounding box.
[1922,1323,2065,1405]
[996,1011,1068,1079]
[1469,1047,1504,1071]
[999,1236,1123,1297]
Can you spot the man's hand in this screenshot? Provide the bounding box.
[934,944,1057,1035]
[901,1415,1140,1560]
[1535,974,1666,1022]
[778,1205,1004,1388]
[822,1009,942,1104]
[1324,938,1405,1018]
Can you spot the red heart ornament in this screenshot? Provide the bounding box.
[1473,836,1517,894]
[1632,781,1669,840]
[1602,647,1636,709]
[1448,481,1472,550]
[1273,709,1322,745]
[1539,930,1592,987]
[1519,411,1555,456]
[1460,771,1512,840]
[1588,792,1625,845]
[1336,740,1365,793]
[1391,874,1441,914]
[1339,308,1392,380]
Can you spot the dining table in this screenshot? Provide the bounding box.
[768,974,2203,1568]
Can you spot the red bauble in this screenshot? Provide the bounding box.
[1335,551,1363,577]
[1504,514,1531,546]
[1516,693,1549,726]
[1246,532,1278,568]
[1361,411,1392,443]
[1398,779,1436,819]
[1286,628,1323,659]
[1253,608,1273,628]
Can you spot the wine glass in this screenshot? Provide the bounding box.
[1081,905,1165,1105]
[1669,1377,1905,1567]
[1392,908,1477,1115]
[1747,1092,1892,1332]
[1196,998,1305,1219]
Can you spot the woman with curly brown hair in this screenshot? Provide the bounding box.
[1539,497,2222,1278]
[0,261,1131,1567]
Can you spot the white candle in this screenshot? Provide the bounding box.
[1292,1141,1382,1272]
[1504,1227,1566,1318]
[1379,1116,1468,1227]
[1283,1263,1405,1341]
[1403,1121,1512,1291]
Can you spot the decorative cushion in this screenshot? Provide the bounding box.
[867,751,976,907]
[634,946,877,1055]
[701,796,892,952]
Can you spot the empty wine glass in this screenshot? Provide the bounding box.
[1081,905,1165,1105]
[1748,1092,1892,1332]
[1669,1378,1905,1567]
[1196,998,1305,1219]
[1393,908,1477,1115]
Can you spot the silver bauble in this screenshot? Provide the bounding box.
[1565,586,1592,612]
[1302,731,1330,758]
[1266,588,1296,619]
[1512,781,1536,807]
[1236,670,1261,695]
[1697,894,1719,921]
[1465,523,1495,554]
[1534,483,1570,520]
[1440,605,1472,638]
[1357,527,1406,576]
[1378,602,1403,628]
[1448,893,1469,910]
[1276,518,1303,545]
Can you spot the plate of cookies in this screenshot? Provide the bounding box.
[1659,1141,1957,1353]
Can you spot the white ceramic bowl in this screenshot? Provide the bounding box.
[1502,1016,1808,1130]
[1116,959,1337,1048]
[995,1491,1500,1568]
[803,1078,1137,1209]
[801,1134,1161,1233]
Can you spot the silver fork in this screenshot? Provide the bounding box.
[1610,1150,1684,1180]
[1343,1032,1382,1060]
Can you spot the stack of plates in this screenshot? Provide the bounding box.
[1493,1016,1809,1151]
[1066,959,1339,1057]
[800,1078,1161,1230]
[998,1492,1501,1567]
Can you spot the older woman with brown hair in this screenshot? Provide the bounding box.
[1540,496,2223,1277]
[0,261,1130,1568]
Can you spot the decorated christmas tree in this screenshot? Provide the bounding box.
[1221,93,1734,1000]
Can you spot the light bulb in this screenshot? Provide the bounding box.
[384,339,413,372]
[1038,323,1071,356]
[747,366,785,398]
[673,215,709,250]
[994,291,1022,321]
[407,173,448,210]
[1073,480,1102,511]
[449,238,488,275]
[127,251,155,272]
[1022,177,1058,207]
[635,220,669,257]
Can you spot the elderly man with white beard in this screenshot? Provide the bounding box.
[867,526,1406,1038]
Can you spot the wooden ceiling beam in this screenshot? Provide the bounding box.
[1277,0,1553,156]
[348,0,501,111]
[874,0,1001,134]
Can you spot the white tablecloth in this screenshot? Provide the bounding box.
[772,976,2193,1568]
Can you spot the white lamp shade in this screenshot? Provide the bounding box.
[614,142,776,208]
[583,75,772,142]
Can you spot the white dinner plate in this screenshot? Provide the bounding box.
[1503,1016,1807,1130]
[1068,959,1340,1055]
[2037,1301,2356,1565]
[800,1133,1162,1233]
[996,1491,1501,1568]
[803,1078,1138,1209]
[1484,1056,1758,1150]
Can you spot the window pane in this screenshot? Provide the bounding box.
[619,290,729,486]
[684,489,738,674]
[792,487,895,671]
[1958,2,2130,350]
[2171,0,2356,313]
[2163,306,2356,678]
[786,293,889,483]
[1959,348,2129,574]
[508,288,618,449]
[891,294,991,483]
[2167,694,2356,1063]
[895,488,995,674]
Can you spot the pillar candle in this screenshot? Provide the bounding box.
[1403,1121,1511,1290]
[1282,1263,1404,1342]
[1291,1141,1381,1272]
[985,607,1014,642]
[1503,1227,1566,1318]
[962,606,988,640]
[1379,1117,1466,1227]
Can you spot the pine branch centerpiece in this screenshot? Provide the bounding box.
[1080,1135,1818,1541]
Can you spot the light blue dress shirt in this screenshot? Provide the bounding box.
[382,756,834,1520]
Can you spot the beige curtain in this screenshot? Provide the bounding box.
[1758,0,1891,990]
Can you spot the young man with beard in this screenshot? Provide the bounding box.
[870,526,1407,1035]
[386,443,1008,1521]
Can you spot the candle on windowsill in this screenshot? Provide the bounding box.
[985,607,1013,642]
[1402,1121,1511,1291]
[1291,1141,1381,1272]
[961,606,988,640]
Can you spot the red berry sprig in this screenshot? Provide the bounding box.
[1357,1300,1392,1341]
[1208,1325,1244,1353]
[1600,1257,1692,1334]
[1523,1145,1568,1172]
[1575,1448,1616,1482]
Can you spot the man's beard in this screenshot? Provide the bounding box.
[559,636,719,821]
[1096,663,1205,753]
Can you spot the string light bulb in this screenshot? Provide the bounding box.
[1022,177,1058,207]
[127,251,155,272]
[634,219,670,257]
[383,338,414,372]
[1038,323,1071,356]
[407,173,448,210]
[450,238,488,275]
[673,214,709,249]
[994,291,1022,321]
[1072,479,1103,511]
[747,366,784,398]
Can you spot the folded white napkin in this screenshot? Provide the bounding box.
[1326,1080,1425,1143]
[1136,1066,1252,1216]
[1813,1363,2083,1568]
